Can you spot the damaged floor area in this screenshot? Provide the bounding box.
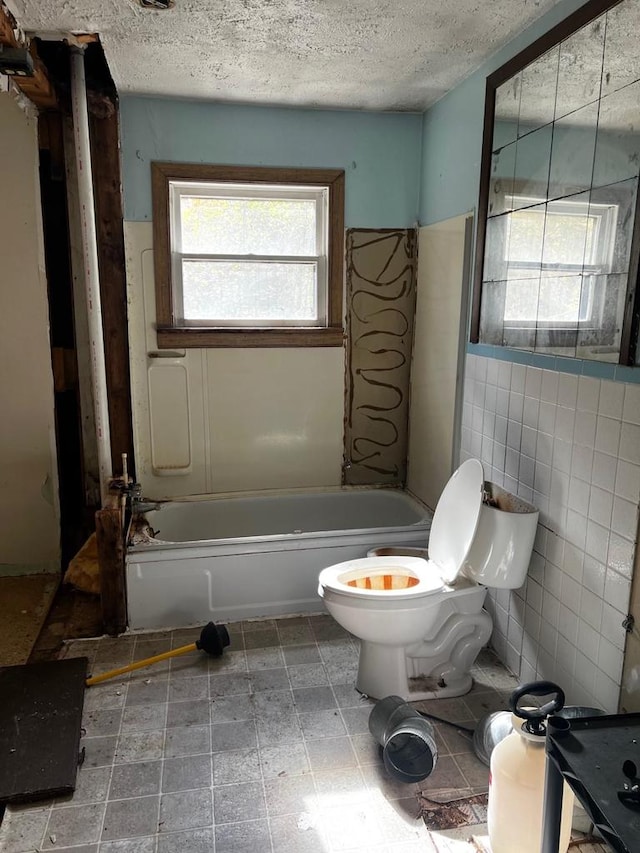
[0,614,608,852]
[0,574,59,666]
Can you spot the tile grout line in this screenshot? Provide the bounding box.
[206,632,216,853]
[153,652,170,853]
[59,642,125,851]
[104,634,174,852]
[248,622,276,853]
[318,628,386,849]
[95,639,131,853]
[279,618,324,850]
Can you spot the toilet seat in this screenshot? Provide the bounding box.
[319,458,486,602]
[318,556,444,600]
[428,457,484,583]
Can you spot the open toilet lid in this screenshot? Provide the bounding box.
[429,458,484,585]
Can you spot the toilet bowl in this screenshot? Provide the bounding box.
[318,458,538,702]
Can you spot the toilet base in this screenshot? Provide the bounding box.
[407,673,473,701]
[355,609,492,702]
[356,644,473,701]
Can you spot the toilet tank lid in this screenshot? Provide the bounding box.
[430,458,484,585]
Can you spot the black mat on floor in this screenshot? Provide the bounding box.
[0,657,87,804]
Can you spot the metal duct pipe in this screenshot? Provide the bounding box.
[70,47,112,505]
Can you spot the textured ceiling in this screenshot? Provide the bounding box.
[9,0,567,111]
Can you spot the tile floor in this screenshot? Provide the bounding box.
[0,614,535,853]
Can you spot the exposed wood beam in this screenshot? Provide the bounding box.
[95,495,127,635]
[0,3,57,109]
[0,3,13,42]
[18,45,58,108]
[88,94,136,477]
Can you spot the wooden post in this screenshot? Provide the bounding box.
[95,496,126,635]
[88,90,135,478]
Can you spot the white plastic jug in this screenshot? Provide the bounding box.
[487,681,574,853]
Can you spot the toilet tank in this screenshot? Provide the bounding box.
[461,483,538,589]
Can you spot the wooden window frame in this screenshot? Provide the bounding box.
[151,163,345,348]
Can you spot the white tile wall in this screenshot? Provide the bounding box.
[461,355,640,712]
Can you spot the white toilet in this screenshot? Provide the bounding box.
[318,458,538,702]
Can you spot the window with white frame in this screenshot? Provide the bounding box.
[152,164,345,347]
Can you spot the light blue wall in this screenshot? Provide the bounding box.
[418,0,589,226]
[120,97,423,228]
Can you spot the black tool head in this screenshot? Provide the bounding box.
[196,622,231,656]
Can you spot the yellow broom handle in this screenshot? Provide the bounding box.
[86,642,197,686]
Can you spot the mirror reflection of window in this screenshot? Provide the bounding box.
[503,195,616,326]
[477,0,640,364]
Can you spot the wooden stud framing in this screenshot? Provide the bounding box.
[95,496,127,635]
[88,96,135,474]
[0,4,57,109]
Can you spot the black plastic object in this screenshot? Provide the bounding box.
[544,712,640,853]
[369,695,438,783]
[196,622,230,656]
[510,680,565,735]
[0,658,87,803]
[547,715,571,738]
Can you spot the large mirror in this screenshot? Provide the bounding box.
[472,0,640,364]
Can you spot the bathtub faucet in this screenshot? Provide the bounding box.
[124,481,162,514]
[132,498,163,514]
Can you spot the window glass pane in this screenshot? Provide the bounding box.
[180,197,317,255]
[504,276,541,321]
[506,206,545,267]
[542,207,592,267]
[182,261,318,322]
[538,273,586,322]
[504,273,586,323]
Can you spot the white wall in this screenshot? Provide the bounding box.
[125,222,344,498]
[0,92,59,574]
[461,355,640,712]
[407,215,469,510]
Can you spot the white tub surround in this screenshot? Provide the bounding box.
[126,488,431,629]
[124,221,345,498]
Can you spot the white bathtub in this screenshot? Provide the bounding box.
[126,488,432,629]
